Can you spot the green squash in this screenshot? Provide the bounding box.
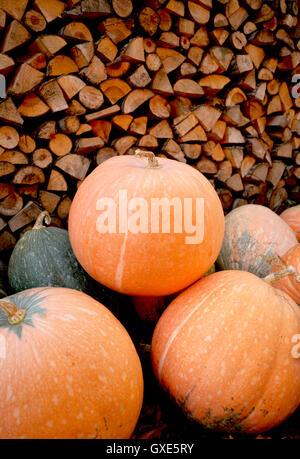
[0,260,8,298]
[8,211,90,293]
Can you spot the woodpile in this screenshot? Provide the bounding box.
[0,0,299,253]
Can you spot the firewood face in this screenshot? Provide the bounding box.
[0,0,298,250]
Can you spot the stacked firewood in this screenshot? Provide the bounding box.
[0,0,299,253]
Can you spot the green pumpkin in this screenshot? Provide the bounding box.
[0,260,8,298]
[8,211,90,293]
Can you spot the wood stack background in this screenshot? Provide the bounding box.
[0,0,299,255]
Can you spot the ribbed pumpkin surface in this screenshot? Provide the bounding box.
[217,204,298,277]
[69,155,225,296]
[8,226,89,293]
[0,287,143,439]
[151,270,300,434]
[280,205,300,242]
[271,244,300,305]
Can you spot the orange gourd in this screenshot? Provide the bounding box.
[151,270,300,434]
[69,152,224,296]
[270,244,300,305]
[0,287,143,439]
[280,205,300,242]
[217,204,298,278]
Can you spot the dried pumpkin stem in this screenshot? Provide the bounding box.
[0,300,26,325]
[33,211,51,230]
[263,254,300,284]
[135,149,160,168]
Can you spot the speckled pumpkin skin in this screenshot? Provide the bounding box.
[0,287,143,439]
[8,226,90,293]
[271,244,300,305]
[68,155,225,296]
[151,270,300,434]
[280,205,300,242]
[217,204,298,278]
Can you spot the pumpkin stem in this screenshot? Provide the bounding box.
[263,255,300,284]
[0,300,26,325]
[135,149,160,168]
[33,211,51,230]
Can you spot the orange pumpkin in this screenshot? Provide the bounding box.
[217,204,298,277]
[280,205,300,242]
[0,287,143,439]
[69,152,224,296]
[151,270,300,434]
[270,244,300,305]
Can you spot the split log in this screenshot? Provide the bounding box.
[0,150,28,165]
[100,78,131,104]
[47,55,78,76]
[38,79,68,112]
[24,9,47,32]
[56,195,72,220]
[122,89,153,114]
[129,117,147,136]
[9,64,44,96]
[33,0,66,23]
[0,126,19,149]
[0,0,298,245]
[32,149,53,168]
[58,116,80,134]
[39,190,60,214]
[0,192,23,217]
[47,170,68,192]
[95,147,117,165]
[1,20,31,53]
[151,68,174,96]
[71,42,94,68]
[90,120,112,142]
[74,137,104,154]
[49,134,73,157]
[18,93,50,118]
[96,37,118,63]
[79,56,107,85]
[139,7,160,37]
[79,86,104,109]
[18,134,36,154]
[29,35,67,58]
[12,166,45,185]
[112,0,133,18]
[112,114,133,132]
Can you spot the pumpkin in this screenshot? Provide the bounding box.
[217,204,298,277]
[68,151,225,296]
[0,260,8,299]
[270,244,300,305]
[8,211,90,293]
[0,287,143,439]
[280,205,300,242]
[151,270,300,434]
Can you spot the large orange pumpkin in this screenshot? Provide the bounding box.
[217,204,298,277]
[280,205,300,242]
[68,152,225,296]
[270,244,300,305]
[151,270,300,434]
[0,287,143,439]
